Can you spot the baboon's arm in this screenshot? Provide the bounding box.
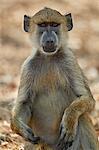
[67,58,95,114]
[57,51,95,149]
[65,49,95,113]
[11,66,40,144]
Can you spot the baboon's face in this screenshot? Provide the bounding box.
[24,8,73,55]
[38,22,60,54]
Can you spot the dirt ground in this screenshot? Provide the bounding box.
[0,0,99,149]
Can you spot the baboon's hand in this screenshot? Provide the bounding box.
[11,118,40,144]
[56,124,74,150]
[24,126,40,144]
[56,108,78,150]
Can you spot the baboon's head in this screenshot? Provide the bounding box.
[24,7,73,55]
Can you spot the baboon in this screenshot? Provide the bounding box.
[11,7,99,150]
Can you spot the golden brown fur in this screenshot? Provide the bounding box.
[30,7,66,25]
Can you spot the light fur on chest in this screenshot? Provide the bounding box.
[36,67,66,92]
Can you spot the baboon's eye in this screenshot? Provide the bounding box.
[38,22,60,28]
[50,22,60,27]
[38,22,48,27]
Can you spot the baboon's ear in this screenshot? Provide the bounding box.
[65,13,73,31]
[24,15,31,32]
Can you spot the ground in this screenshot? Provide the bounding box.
[0,0,99,149]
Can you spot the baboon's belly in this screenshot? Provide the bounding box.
[31,90,73,145]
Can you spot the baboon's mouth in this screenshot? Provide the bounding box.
[43,46,57,53]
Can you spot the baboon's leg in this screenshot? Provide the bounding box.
[71,114,98,150]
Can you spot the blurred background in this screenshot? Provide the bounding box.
[0,0,99,149]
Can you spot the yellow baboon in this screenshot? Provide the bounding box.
[11,8,99,150]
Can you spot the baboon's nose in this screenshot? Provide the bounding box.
[45,37,55,48]
[43,36,56,53]
[41,31,57,53]
[46,38,54,45]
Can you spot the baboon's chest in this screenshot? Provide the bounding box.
[32,65,74,145]
[36,68,66,91]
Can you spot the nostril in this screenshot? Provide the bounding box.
[46,40,50,44]
[50,40,54,43]
[46,40,54,44]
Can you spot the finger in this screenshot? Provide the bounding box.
[25,127,40,144]
[30,136,40,144]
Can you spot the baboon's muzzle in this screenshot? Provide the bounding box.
[41,31,58,53]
